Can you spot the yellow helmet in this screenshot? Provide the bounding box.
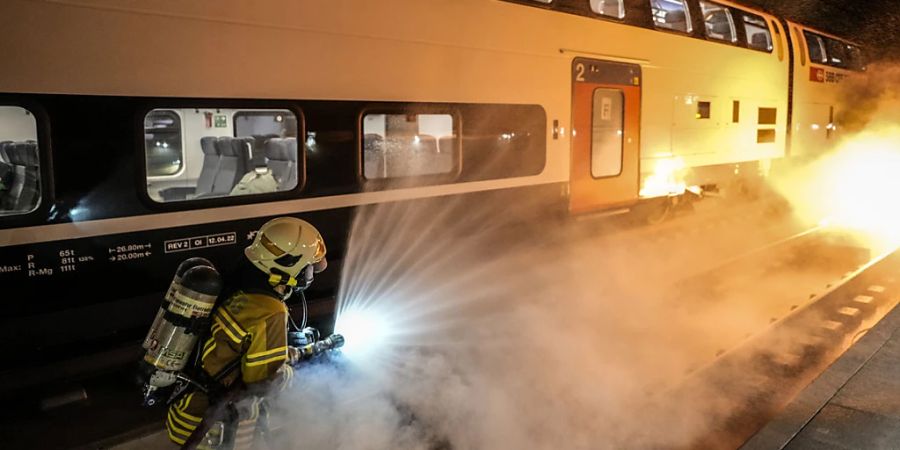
[244,217,326,286]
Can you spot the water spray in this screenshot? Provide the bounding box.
[334,307,392,363]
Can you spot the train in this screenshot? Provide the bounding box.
[0,0,864,395]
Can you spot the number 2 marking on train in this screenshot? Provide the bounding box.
[575,63,585,82]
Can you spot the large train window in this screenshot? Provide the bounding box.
[590,0,625,19]
[743,13,773,52]
[804,31,828,64]
[650,0,692,34]
[591,89,624,178]
[144,108,300,203]
[0,106,40,216]
[699,1,736,43]
[362,113,457,180]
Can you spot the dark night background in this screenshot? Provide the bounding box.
[742,0,900,61]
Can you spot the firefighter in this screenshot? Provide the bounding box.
[166,217,327,448]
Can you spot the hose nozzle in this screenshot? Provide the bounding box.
[297,333,345,361]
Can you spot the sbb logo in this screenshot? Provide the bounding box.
[810,67,826,83]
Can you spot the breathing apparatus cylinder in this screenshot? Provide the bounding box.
[142,257,213,350]
[140,263,222,406]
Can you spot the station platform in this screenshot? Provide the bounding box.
[743,300,900,449]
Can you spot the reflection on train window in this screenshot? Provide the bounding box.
[144,110,183,177]
[700,1,736,43]
[650,0,692,34]
[144,108,299,203]
[591,89,624,178]
[363,113,456,179]
[0,106,40,216]
[743,13,772,51]
[590,0,624,19]
[804,31,828,64]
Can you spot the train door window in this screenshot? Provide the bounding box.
[0,106,40,216]
[804,31,828,64]
[699,1,736,43]
[590,0,625,19]
[650,0,692,34]
[362,113,457,180]
[144,108,300,203]
[591,89,624,178]
[743,13,773,51]
[144,110,183,177]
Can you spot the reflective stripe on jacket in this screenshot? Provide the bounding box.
[166,290,290,446]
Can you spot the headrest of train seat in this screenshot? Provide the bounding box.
[7,142,32,167]
[752,33,770,48]
[215,136,235,156]
[664,10,686,25]
[251,134,279,152]
[24,142,39,167]
[710,20,730,36]
[200,136,219,156]
[284,138,298,162]
[230,136,253,158]
[0,141,12,163]
[14,142,39,167]
[265,138,290,162]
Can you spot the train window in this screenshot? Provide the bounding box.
[824,38,849,69]
[362,113,457,180]
[591,89,624,178]
[804,31,828,64]
[697,101,711,119]
[743,14,772,52]
[699,1,736,43]
[0,106,40,216]
[650,0,692,34]
[847,45,867,71]
[757,129,776,144]
[590,0,625,19]
[144,108,300,203]
[758,107,777,125]
[733,101,740,123]
[144,110,183,177]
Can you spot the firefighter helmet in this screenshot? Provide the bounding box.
[244,217,326,286]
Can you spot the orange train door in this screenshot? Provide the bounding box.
[569,58,642,215]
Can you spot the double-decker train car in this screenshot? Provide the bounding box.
[0,0,865,395]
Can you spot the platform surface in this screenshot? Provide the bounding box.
[743,300,900,450]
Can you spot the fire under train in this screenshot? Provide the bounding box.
[0,0,864,396]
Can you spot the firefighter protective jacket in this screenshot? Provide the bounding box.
[166,290,294,446]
